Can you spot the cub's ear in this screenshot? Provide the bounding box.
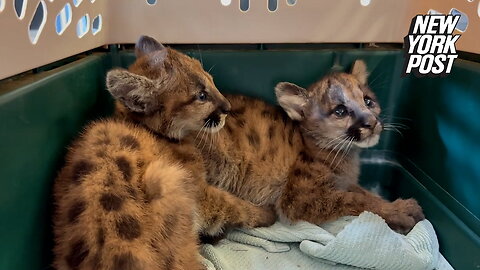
[106,69,157,114]
[135,35,168,64]
[351,60,369,85]
[275,82,308,121]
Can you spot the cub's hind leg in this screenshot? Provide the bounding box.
[53,161,163,270]
[53,122,205,270]
[140,159,206,270]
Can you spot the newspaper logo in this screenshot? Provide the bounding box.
[403,15,461,77]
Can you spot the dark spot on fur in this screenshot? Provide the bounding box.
[126,186,137,198]
[68,200,86,224]
[163,255,175,269]
[72,160,94,183]
[120,135,140,150]
[173,96,198,113]
[96,150,107,158]
[90,252,102,269]
[244,163,253,179]
[288,126,296,146]
[275,107,290,125]
[113,252,141,270]
[115,156,132,181]
[247,129,260,148]
[299,151,314,163]
[225,124,233,134]
[146,183,162,202]
[149,239,160,254]
[293,168,313,179]
[172,149,196,163]
[100,193,124,212]
[200,233,227,245]
[136,159,145,168]
[261,154,267,161]
[116,215,141,240]
[159,214,178,239]
[97,227,105,247]
[167,137,181,144]
[268,126,275,139]
[66,239,89,269]
[236,118,245,128]
[261,109,274,118]
[230,106,246,116]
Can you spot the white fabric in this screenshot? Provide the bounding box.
[201,212,454,270]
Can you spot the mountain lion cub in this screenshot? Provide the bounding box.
[53,36,275,270]
[196,60,424,234]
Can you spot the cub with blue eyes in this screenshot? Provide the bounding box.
[197,60,424,234]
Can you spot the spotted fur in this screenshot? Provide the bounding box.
[196,60,424,234]
[53,36,276,270]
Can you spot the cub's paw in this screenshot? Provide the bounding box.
[247,205,277,228]
[383,199,425,234]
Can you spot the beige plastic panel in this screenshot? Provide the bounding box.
[0,0,108,79]
[0,0,479,80]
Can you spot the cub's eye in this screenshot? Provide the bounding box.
[198,91,208,101]
[333,105,348,118]
[364,97,374,108]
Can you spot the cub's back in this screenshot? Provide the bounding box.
[201,94,303,205]
[53,120,203,270]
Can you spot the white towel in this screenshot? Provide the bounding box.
[201,212,454,270]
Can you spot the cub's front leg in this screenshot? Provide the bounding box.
[198,184,277,237]
[277,162,424,234]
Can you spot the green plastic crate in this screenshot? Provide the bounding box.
[0,49,479,269]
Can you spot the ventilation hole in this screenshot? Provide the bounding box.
[76,14,89,38]
[14,0,27,19]
[478,2,480,18]
[450,8,468,32]
[72,0,82,7]
[55,3,72,35]
[146,0,156,5]
[240,0,249,11]
[360,0,371,6]
[0,0,5,12]
[268,0,277,11]
[220,0,231,6]
[92,14,101,35]
[28,0,46,44]
[286,0,296,6]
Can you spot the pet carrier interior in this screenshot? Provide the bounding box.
[0,0,479,269]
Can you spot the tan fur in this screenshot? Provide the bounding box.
[53,36,275,270]
[195,61,424,234]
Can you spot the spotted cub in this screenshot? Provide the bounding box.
[196,60,424,233]
[53,36,275,270]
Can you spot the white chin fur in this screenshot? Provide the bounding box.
[354,134,380,148]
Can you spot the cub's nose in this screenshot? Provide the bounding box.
[359,115,377,129]
[361,121,373,128]
[220,101,231,114]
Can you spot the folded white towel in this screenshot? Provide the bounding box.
[201,212,454,270]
